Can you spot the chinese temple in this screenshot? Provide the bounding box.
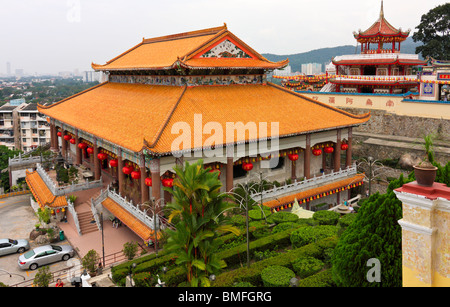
[326,1,427,94]
[29,24,370,244]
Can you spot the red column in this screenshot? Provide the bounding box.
[334,129,342,172]
[150,158,161,201]
[346,127,353,167]
[75,130,81,165]
[226,146,234,192]
[61,130,67,159]
[140,153,149,204]
[118,148,124,195]
[304,134,311,179]
[93,138,101,181]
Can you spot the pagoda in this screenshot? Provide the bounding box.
[29,24,369,245]
[327,1,427,94]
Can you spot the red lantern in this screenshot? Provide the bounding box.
[288,153,299,161]
[242,162,253,171]
[324,146,334,154]
[57,131,62,137]
[63,135,72,141]
[109,159,118,168]
[97,153,107,160]
[78,143,87,149]
[87,147,94,154]
[131,171,141,180]
[162,178,174,188]
[341,143,349,150]
[122,166,132,175]
[312,148,322,156]
[145,177,152,187]
[70,138,76,144]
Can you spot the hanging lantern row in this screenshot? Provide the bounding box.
[63,134,72,141]
[51,208,66,215]
[122,165,133,175]
[324,146,334,154]
[288,153,299,161]
[271,181,364,213]
[242,162,253,171]
[109,159,118,168]
[162,178,174,188]
[312,148,322,156]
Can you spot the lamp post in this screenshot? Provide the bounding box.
[142,197,173,257]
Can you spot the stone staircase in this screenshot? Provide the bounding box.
[76,189,103,235]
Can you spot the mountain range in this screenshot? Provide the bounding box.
[262,37,422,73]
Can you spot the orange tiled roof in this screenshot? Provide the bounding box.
[38,82,370,155]
[25,170,67,209]
[101,197,161,241]
[91,24,288,71]
[263,173,365,210]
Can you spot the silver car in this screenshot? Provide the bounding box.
[18,244,75,270]
[0,238,30,256]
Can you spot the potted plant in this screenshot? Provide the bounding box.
[82,249,100,277]
[413,133,438,187]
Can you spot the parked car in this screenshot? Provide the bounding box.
[0,239,30,256]
[18,244,75,270]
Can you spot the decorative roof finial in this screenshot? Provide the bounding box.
[380,0,384,18]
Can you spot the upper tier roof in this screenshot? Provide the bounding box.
[91,24,289,71]
[353,2,410,41]
[38,82,370,155]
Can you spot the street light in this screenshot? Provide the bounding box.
[142,197,173,257]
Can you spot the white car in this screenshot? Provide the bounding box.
[18,244,75,270]
[0,239,30,256]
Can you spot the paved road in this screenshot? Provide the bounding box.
[0,195,81,287]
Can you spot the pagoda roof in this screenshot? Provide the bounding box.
[353,1,410,41]
[91,24,288,71]
[37,82,370,156]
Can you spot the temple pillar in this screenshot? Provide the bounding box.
[346,127,353,167]
[150,158,161,201]
[117,148,124,195]
[304,134,311,179]
[226,146,234,192]
[61,129,67,159]
[49,121,56,151]
[93,138,101,181]
[75,130,81,165]
[334,129,341,172]
[140,153,149,204]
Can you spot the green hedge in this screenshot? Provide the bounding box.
[312,210,340,225]
[248,209,271,220]
[213,236,337,287]
[292,256,324,279]
[271,212,299,224]
[290,225,337,248]
[261,265,295,287]
[272,222,301,234]
[297,268,335,287]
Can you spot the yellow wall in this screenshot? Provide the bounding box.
[299,92,450,120]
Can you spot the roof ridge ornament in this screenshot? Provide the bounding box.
[380,0,384,19]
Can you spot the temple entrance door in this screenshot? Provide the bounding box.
[361,87,373,94]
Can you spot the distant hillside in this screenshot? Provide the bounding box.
[263,37,422,73]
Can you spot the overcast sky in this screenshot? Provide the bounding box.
[0,0,446,75]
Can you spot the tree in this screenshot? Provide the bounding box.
[164,159,240,287]
[33,266,52,287]
[0,145,22,192]
[331,175,411,287]
[412,3,450,60]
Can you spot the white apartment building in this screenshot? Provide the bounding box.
[0,101,50,152]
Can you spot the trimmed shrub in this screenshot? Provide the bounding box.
[272,222,299,234]
[233,281,255,287]
[291,257,324,279]
[248,209,271,221]
[312,210,340,225]
[261,265,295,287]
[271,212,299,224]
[230,214,246,226]
[132,272,155,287]
[297,269,335,287]
[297,218,319,226]
[290,225,337,248]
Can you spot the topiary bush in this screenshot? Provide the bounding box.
[271,211,299,224]
[290,225,337,248]
[272,222,299,234]
[261,265,295,287]
[230,214,247,226]
[312,210,340,225]
[291,256,324,279]
[248,209,271,221]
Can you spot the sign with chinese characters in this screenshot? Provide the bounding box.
[437,73,450,80]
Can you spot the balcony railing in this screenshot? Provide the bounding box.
[36,163,103,196]
[250,164,357,200]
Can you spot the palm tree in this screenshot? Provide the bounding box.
[164,159,240,287]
